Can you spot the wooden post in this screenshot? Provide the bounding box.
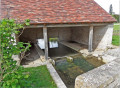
[43,26,48,60]
[88,26,93,52]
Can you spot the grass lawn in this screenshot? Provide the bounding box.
[112,35,119,46]
[113,24,120,30]
[112,24,120,46]
[23,65,57,88]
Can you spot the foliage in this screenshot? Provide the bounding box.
[49,38,58,43]
[0,19,31,88]
[112,15,119,22]
[109,4,113,15]
[23,65,57,88]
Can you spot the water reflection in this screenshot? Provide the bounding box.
[37,39,45,49]
[37,38,59,49]
[49,38,58,48]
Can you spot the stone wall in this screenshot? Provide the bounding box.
[20,24,113,50]
[71,26,89,45]
[48,27,72,41]
[93,24,113,50]
[19,28,43,43]
[19,27,72,43]
[75,58,120,88]
[71,24,113,50]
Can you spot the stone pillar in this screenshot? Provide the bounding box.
[43,26,48,60]
[88,26,93,52]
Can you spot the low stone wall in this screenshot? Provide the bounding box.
[75,58,120,88]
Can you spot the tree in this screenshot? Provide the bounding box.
[0,19,31,88]
[109,4,113,15]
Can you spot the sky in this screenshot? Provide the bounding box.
[94,0,119,14]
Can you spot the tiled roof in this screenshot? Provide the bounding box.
[1,0,116,24]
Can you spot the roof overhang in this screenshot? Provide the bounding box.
[25,23,113,28]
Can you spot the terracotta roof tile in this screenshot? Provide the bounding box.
[1,0,116,24]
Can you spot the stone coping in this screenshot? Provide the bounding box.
[75,58,120,88]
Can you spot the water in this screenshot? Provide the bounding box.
[48,43,78,57]
[45,41,104,88]
[54,54,104,88]
[26,40,104,88]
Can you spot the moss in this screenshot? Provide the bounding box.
[66,57,73,63]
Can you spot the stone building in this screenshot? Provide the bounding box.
[0,0,116,60]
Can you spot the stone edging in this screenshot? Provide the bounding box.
[75,58,120,88]
[47,63,67,88]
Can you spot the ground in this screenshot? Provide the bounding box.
[112,24,120,46]
[23,65,57,88]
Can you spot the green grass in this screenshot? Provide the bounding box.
[113,24,120,30]
[23,65,57,88]
[112,24,120,46]
[112,35,119,46]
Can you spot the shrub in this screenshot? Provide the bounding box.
[112,15,119,22]
[0,19,31,88]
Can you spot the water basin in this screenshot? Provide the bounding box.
[54,54,104,88]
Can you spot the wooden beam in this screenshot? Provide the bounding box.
[43,26,48,60]
[25,23,109,28]
[88,26,94,52]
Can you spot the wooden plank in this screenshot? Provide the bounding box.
[88,26,94,52]
[43,26,48,60]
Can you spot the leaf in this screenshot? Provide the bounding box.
[6,81,10,86]
[12,84,16,88]
[24,74,29,78]
[3,83,6,88]
[16,85,21,88]
[14,79,18,83]
[15,31,19,34]
[25,19,30,22]
[25,22,30,26]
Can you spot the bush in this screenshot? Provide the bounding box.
[0,19,31,88]
[112,15,119,22]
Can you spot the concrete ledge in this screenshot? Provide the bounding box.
[75,58,120,88]
[47,63,67,88]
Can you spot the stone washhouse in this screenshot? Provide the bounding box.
[0,0,116,61]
